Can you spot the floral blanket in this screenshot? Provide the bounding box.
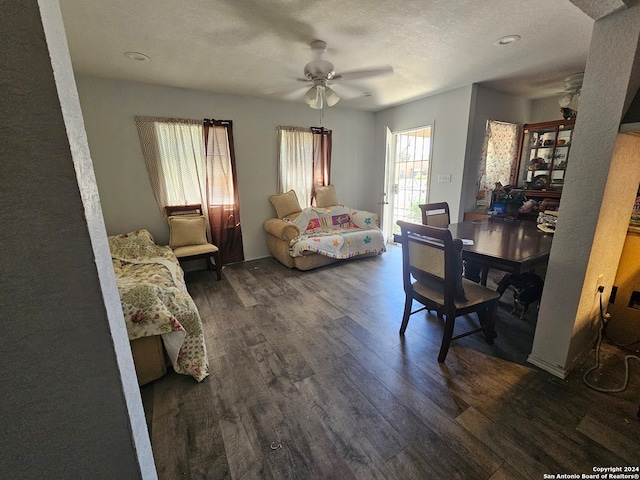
[286,206,386,259]
[108,230,209,382]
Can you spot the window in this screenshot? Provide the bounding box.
[136,117,206,207]
[477,120,519,206]
[135,116,244,263]
[277,126,331,206]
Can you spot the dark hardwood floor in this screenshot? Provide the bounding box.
[141,244,640,479]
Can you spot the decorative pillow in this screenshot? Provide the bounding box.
[314,184,338,208]
[167,215,208,248]
[269,190,302,219]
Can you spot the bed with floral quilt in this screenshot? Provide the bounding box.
[108,229,209,383]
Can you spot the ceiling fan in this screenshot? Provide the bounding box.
[298,40,393,109]
[557,72,584,119]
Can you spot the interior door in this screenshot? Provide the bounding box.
[383,125,433,240]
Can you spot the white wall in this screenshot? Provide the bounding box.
[531,96,565,123]
[75,75,376,261]
[76,75,544,260]
[373,85,475,225]
[372,84,531,224]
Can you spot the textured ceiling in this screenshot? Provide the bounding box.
[58,0,595,111]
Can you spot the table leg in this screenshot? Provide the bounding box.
[481,267,489,286]
[463,260,484,284]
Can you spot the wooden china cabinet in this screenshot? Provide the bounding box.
[515,119,576,207]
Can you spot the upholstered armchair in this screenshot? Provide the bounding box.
[165,205,222,280]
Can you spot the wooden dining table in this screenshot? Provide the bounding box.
[394,217,554,285]
[450,218,554,284]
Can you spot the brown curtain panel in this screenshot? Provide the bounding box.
[203,119,244,264]
[311,127,332,188]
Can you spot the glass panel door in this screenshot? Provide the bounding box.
[383,125,432,240]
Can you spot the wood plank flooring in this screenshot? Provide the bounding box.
[141,244,640,479]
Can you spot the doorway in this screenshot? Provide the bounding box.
[382,125,433,240]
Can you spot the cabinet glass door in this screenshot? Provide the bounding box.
[522,127,556,190]
[550,128,572,188]
[517,121,574,193]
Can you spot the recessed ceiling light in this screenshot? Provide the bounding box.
[495,35,521,46]
[124,51,150,61]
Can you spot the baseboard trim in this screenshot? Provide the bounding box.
[527,335,597,380]
[526,355,569,379]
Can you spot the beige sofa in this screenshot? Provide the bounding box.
[264,187,385,271]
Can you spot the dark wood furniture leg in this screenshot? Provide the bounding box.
[211,251,222,280]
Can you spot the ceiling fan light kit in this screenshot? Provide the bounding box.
[305,81,340,109]
[305,85,324,109]
[324,87,340,106]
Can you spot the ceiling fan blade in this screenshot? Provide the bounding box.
[333,65,394,81]
[328,82,365,100]
[263,82,308,98]
[281,88,309,101]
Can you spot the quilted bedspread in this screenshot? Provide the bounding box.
[291,227,386,258]
[108,230,209,382]
[288,206,386,259]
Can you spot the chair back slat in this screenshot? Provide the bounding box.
[419,202,450,227]
[425,212,450,227]
[398,221,457,306]
[408,241,445,279]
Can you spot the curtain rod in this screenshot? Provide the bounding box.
[204,118,232,126]
[277,125,331,134]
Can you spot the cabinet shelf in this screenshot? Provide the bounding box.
[515,119,575,204]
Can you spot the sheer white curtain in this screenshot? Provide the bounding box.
[205,124,234,205]
[277,126,314,207]
[135,116,208,216]
[476,120,519,206]
[204,119,244,264]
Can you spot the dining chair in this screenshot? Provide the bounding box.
[418,201,486,283]
[417,202,452,315]
[165,204,222,280]
[397,220,500,362]
[418,202,450,227]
